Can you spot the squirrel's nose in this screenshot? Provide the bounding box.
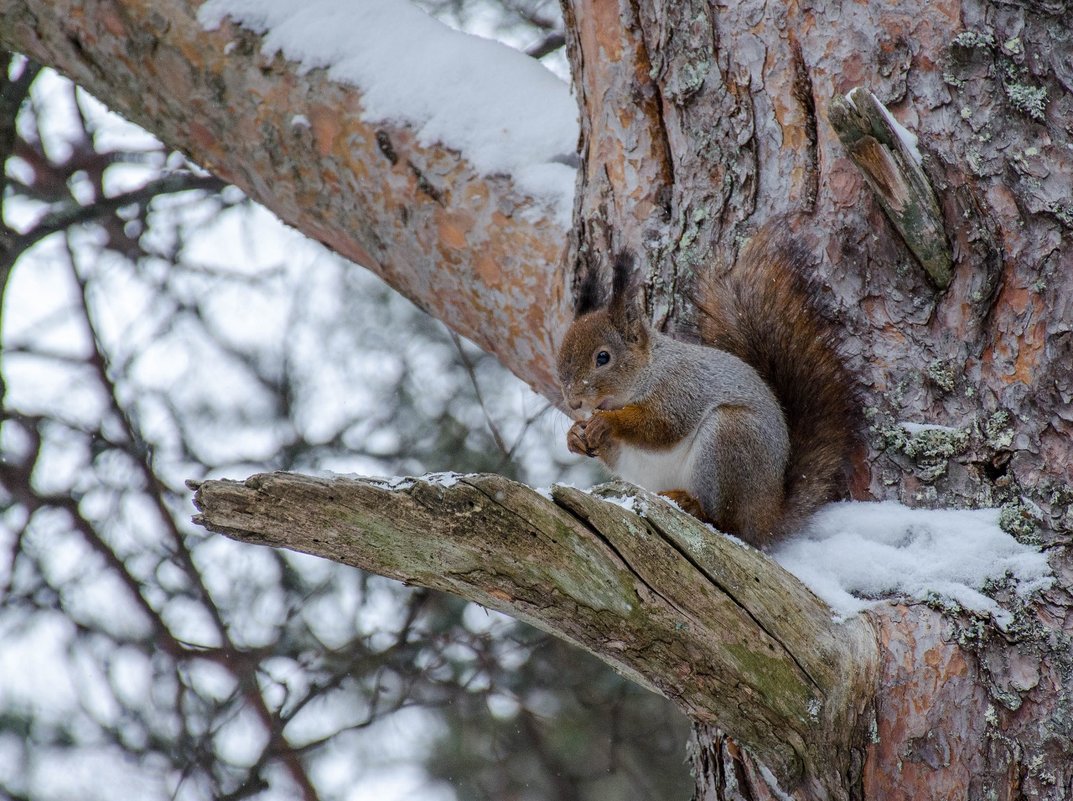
[569,399,583,411]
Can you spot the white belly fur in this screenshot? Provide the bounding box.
[613,432,702,494]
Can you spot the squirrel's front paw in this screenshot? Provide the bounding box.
[567,415,612,458]
[567,420,592,456]
[583,414,612,454]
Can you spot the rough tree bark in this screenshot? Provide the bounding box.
[5,0,1072,799]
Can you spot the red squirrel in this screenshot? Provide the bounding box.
[556,229,858,547]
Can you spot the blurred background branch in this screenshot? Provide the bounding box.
[0,8,690,796]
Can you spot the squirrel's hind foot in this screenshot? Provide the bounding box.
[659,490,711,524]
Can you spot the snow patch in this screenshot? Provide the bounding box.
[900,421,960,434]
[378,475,416,491]
[423,471,462,488]
[199,0,578,224]
[773,501,1053,627]
[368,472,470,490]
[602,494,649,516]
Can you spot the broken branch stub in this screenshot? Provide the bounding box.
[829,87,953,288]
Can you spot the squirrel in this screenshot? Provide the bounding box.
[556,227,858,548]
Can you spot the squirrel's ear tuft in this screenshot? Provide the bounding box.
[610,252,634,304]
[608,252,648,345]
[573,265,605,316]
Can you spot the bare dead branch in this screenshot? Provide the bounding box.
[190,471,879,794]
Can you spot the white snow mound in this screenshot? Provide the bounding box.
[773,501,1053,627]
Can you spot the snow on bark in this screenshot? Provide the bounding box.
[0,0,576,399]
[773,501,1053,626]
[9,0,1073,797]
[198,0,579,226]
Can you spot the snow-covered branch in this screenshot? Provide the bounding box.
[0,0,576,398]
[190,471,879,794]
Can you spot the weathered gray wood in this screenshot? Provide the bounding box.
[828,88,953,288]
[190,472,878,795]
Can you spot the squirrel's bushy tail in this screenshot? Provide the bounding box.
[696,226,859,537]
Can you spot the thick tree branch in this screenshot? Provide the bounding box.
[190,471,879,795]
[0,0,573,398]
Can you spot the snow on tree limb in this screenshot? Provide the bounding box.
[0,0,575,398]
[190,471,879,793]
[197,0,579,215]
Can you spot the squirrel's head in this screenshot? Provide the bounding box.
[557,254,651,418]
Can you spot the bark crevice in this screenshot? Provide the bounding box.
[636,499,825,695]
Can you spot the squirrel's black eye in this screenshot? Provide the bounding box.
[595,350,611,367]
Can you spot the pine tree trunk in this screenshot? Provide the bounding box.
[5,0,1072,798]
[563,1,1073,798]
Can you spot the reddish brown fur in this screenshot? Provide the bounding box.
[659,490,709,521]
[598,404,686,449]
[696,227,860,537]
